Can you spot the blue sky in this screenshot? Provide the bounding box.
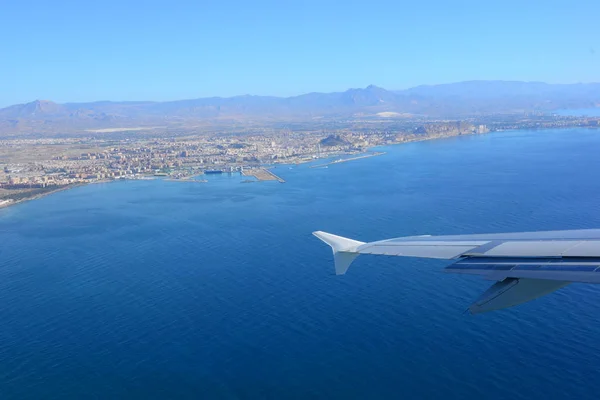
[1,0,599,106]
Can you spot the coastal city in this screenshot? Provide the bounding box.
[1,113,598,208]
[0,120,486,206]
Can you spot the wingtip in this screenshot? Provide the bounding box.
[313,231,365,275]
[333,251,360,275]
[312,231,365,252]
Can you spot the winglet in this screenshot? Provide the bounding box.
[313,231,365,275]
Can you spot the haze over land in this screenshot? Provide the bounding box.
[2,81,599,136]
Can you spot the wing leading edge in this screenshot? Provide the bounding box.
[313,229,600,314]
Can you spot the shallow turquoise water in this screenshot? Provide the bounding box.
[1,128,600,399]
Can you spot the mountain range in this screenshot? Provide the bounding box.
[2,81,599,136]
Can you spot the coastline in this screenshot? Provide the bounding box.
[0,132,494,210]
[0,183,86,210]
[3,127,592,211]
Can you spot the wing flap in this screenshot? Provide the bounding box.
[469,278,570,314]
[446,257,600,283]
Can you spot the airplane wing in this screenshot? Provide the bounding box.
[313,229,600,314]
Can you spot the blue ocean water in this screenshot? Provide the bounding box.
[1,128,600,399]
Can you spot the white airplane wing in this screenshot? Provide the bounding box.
[313,229,600,314]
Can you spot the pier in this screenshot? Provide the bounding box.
[164,178,208,183]
[309,152,386,169]
[242,168,285,183]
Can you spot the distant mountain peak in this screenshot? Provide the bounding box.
[32,99,60,111]
[1,81,600,136]
[0,99,65,119]
[27,99,64,115]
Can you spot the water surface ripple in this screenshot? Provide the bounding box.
[1,128,600,399]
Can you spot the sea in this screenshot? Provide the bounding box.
[1,128,600,399]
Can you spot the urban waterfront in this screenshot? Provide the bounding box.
[1,128,600,399]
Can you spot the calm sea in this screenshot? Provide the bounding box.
[1,128,600,399]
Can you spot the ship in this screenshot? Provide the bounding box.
[204,170,224,174]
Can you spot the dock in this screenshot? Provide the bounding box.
[309,152,385,169]
[164,178,208,183]
[242,168,285,183]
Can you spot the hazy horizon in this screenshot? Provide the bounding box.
[4,79,600,108]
